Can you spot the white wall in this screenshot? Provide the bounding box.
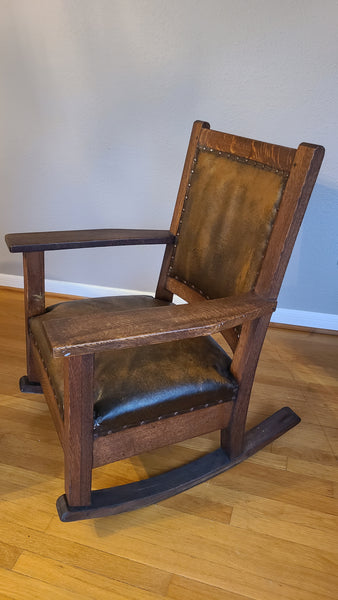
[1,0,337,318]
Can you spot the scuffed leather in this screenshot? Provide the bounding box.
[30,295,237,436]
[170,150,286,299]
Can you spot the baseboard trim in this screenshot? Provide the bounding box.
[271,308,338,332]
[0,273,151,299]
[1,273,337,332]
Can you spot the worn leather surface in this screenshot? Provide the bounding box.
[170,149,286,299]
[30,295,237,436]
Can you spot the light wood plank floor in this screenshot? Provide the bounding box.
[0,287,337,599]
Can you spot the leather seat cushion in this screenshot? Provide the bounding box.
[30,295,238,437]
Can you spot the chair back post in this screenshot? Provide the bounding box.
[224,142,324,458]
[254,142,325,299]
[155,120,210,301]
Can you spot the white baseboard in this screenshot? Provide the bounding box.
[1,273,337,331]
[271,308,338,331]
[0,273,151,299]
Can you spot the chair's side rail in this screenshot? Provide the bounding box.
[166,276,208,303]
[165,277,240,352]
[93,402,233,468]
[31,342,64,445]
[255,142,325,298]
[6,229,174,253]
[40,292,276,357]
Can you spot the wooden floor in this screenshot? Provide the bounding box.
[0,287,337,599]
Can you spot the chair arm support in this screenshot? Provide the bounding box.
[5,229,175,253]
[40,292,277,358]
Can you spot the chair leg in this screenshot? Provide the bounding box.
[19,375,43,394]
[22,252,45,390]
[63,354,94,508]
[221,315,271,458]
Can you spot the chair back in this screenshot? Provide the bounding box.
[159,122,324,303]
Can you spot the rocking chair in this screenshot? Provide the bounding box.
[5,121,324,521]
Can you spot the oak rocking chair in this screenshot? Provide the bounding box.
[6,121,324,521]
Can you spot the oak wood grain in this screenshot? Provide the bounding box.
[156,120,209,300]
[93,402,233,467]
[41,293,276,357]
[166,276,208,302]
[6,229,175,253]
[23,252,45,382]
[222,314,271,458]
[165,276,240,351]
[63,354,94,506]
[255,143,325,297]
[199,128,296,171]
[31,342,64,448]
[169,120,210,234]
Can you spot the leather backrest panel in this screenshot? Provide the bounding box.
[169,148,287,299]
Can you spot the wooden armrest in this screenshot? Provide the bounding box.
[5,229,175,253]
[41,292,276,357]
